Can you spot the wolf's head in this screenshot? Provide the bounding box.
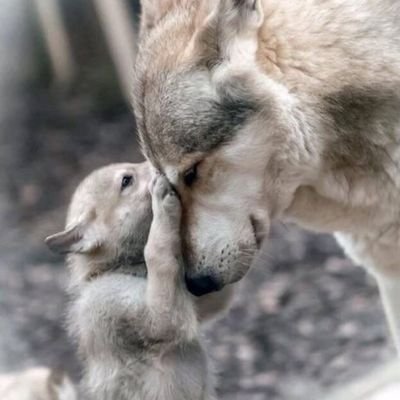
[134,0,314,296]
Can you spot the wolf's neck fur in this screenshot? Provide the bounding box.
[282,90,400,235]
[284,106,400,236]
[257,0,400,95]
[251,1,400,236]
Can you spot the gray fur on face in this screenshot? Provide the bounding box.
[136,68,258,165]
[134,0,265,165]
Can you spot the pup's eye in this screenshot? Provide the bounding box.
[183,163,200,187]
[121,175,134,191]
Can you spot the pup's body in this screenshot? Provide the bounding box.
[134,0,400,350]
[46,163,218,400]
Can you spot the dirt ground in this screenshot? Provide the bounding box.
[0,86,394,400]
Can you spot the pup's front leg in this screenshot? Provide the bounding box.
[145,174,182,280]
[144,175,197,339]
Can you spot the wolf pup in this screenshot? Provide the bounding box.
[46,163,220,400]
[134,0,400,351]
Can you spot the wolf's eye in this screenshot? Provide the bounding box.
[121,175,134,191]
[183,163,200,187]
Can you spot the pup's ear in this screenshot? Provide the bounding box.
[45,214,103,255]
[139,0,188,35]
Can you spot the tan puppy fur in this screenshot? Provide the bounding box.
[134,0,400,350]
[46,163,227,400]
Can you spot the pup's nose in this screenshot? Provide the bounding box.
[185,274,223,297]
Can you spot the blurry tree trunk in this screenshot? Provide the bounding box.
[92,0,137,102]
[33,0,76,87]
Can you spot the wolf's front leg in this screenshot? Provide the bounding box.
[144,175,197,340]
[337,233,400,355]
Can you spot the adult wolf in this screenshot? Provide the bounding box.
[133,0,400,351]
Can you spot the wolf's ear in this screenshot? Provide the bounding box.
[45,216,103,255]
[193,0,264,67]
[139,0,186,35]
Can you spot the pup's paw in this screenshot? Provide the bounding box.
[151,175,181,225]
[221,0,264,30]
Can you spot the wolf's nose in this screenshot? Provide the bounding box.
[185,274,222,297]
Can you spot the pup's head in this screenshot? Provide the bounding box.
[134,0,308,295]
[46,163,152,280]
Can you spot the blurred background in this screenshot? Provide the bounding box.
[0,1,393,399]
